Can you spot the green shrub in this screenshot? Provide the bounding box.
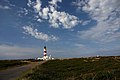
[23,56,120,80]
[0,60,28,70]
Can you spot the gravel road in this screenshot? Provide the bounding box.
[0,61,44,80]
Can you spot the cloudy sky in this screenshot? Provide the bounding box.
[0,0,120,59]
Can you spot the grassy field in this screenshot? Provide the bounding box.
[22,56,120,80]
[0,60,29,70]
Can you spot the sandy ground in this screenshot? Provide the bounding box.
[0,61,44,80]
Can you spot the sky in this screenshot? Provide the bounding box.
[0,0,120,59]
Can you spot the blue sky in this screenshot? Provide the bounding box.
[0,0,120,59]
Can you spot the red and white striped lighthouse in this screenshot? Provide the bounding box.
[44,46,47,57]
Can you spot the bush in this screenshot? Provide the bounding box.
[0,60,28,70]
[23,56,120,80]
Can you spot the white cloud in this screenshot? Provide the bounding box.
[49,0,62,6]
[0,5,10,9]
[37,18,42,22]
[33,0,42,12]
[23,26,58,41]
[72,0,89,10]
[80,20,120,43]
[27,0,80,29]
[81,20,91,26]
[0,44,40,59]
[48,10,79,29]
[49,0,62,9]
[17,8,29,17]
[74,0,120,43]
[41,7,49,19]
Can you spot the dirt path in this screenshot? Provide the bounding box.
[0,61,44,80]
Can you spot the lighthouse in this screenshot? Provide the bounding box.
[43,46,48,60]
[44,46,47,57]
[37,46,54,60]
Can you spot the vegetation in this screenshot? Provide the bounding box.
[0,60,29,70]
[22,56,120,80]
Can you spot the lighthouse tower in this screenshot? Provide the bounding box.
[44,46,47,57]
[37,46,54,60]
[43,46,48,60]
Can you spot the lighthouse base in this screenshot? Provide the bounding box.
[37,55,54,61]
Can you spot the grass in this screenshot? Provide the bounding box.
[0,60,29,70]
[21,56,120,80]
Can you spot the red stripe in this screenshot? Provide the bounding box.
[44,51,47,53]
